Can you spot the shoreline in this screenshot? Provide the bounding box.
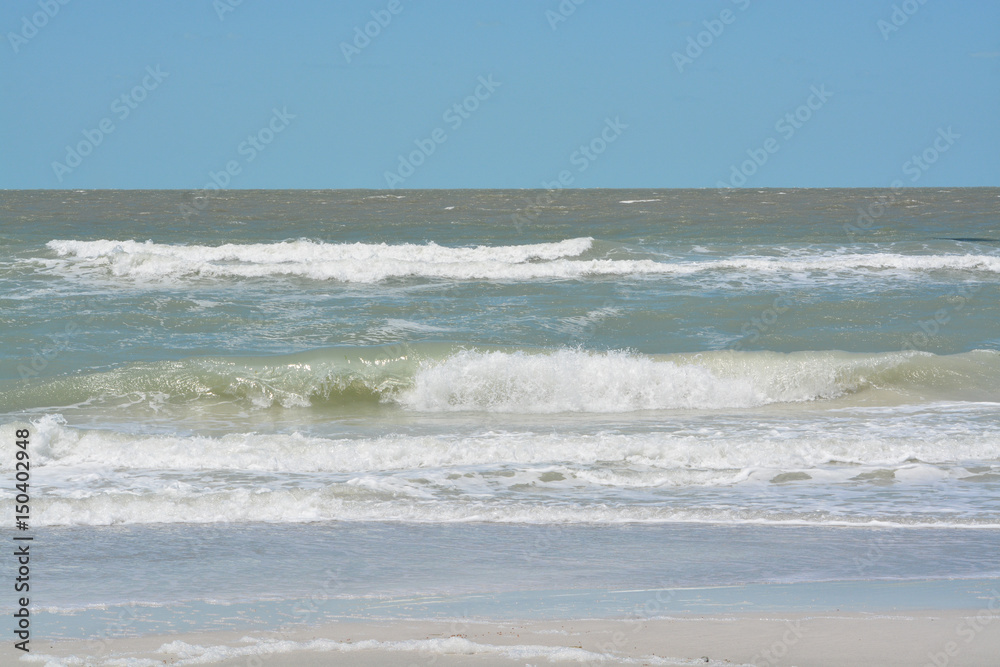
[21,577,1000,640]
[15,578,1000,666]
[14,609,1000,666]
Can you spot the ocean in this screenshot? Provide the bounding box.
[2,188,999,654]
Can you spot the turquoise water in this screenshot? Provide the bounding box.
[1,188,999,637]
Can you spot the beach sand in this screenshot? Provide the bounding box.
[15,610,1000,666]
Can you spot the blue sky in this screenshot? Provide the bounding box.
[2,0,998,189]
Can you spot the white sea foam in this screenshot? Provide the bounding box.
[45,237,597,282]
[399,348,1000,412]
[157,635,654,665]
[14,486,1000,527]
[23,635,697,666]
[4,348,999,528]
[5,415,999,527]
[14,413,999,474]
[47,237,595,263]
[6,348,997,418]
[0,346,955,413]
[43,239,1000,282]
[401,349,773,412]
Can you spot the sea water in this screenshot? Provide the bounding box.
[1,188,998,641]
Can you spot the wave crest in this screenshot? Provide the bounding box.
[4,347,999,414]
[42,239,1000,282]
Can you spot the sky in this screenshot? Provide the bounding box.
[1,0,998,189]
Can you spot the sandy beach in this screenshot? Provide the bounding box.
[12,610,1000,666]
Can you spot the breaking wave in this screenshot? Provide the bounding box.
[42,239,1000,283]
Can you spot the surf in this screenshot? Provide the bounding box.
[3,347,999,414]
[42,238,1000,283]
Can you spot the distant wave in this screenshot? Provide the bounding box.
[45,238,598,282]
[43,239,1000,283]
[3,346,999,414]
